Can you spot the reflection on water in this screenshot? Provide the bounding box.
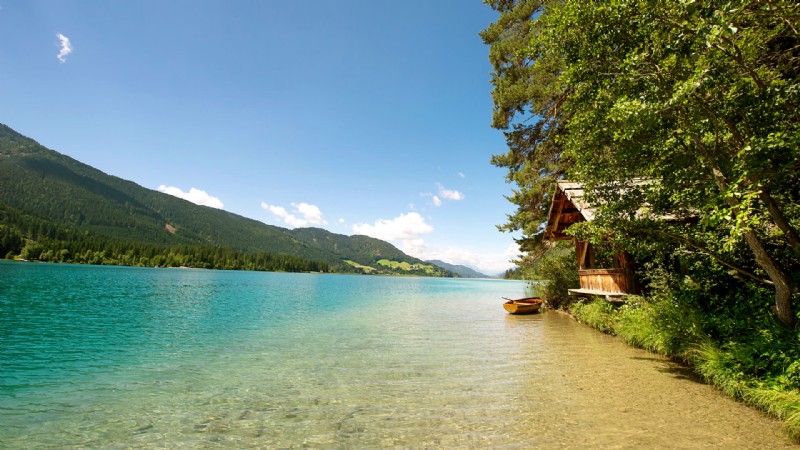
[0,262,793,448]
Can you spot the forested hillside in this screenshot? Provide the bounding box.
[0,124,454,276]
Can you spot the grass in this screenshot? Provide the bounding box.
[569,298,616,334]
[376,259,414,270]
[376,259,437,274]
[343,260,376,273]
[569,297,800,442]
[344,259,439,275]
[690,342,800,439]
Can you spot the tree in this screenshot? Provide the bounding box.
[20,240,43,260]
[480,0,571,256]
[484,0,800,326]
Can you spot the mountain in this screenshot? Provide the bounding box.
[0,123,455,276]
[427,259,490,278]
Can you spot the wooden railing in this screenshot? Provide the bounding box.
[578,268,631,294]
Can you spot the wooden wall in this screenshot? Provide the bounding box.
[578,268,631,294]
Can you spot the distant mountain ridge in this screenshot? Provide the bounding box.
[0,123,456,276]
[427,259,490,278]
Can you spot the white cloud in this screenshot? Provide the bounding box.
[294,202,326,225]
[419,192,443,207]
[158,185,224,209]
[56,33,72,63]
[457,172,466,178]
[261,201,327,228]
[352,212,433,241]
[261,203,291,223]
[437,183,464,201]
[401,238,428,258]
[351,209,518,274]
[421,184,463,207]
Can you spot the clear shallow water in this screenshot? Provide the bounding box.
[0,261,793,448]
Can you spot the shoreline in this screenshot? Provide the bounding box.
[559,298,800,443]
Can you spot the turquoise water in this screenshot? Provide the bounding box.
[0,262,533,447]
[0,261,793,448]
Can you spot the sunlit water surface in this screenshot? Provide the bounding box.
[0,262,793,448]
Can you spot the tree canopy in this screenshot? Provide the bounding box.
[484,0,800,326]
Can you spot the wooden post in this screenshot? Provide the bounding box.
[551,195,565,236]
[618,251,638,295]
[576,240,589,270]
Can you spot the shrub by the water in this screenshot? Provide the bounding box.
[569,299,616,334]
[526,244,579,309]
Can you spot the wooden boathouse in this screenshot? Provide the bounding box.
[543,181,638,301]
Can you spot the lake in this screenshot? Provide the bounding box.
[0,261,793,448]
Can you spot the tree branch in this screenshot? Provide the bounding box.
[691,95,800,255]
[654,229,774,286]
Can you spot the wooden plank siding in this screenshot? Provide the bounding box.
[578,268,630,294]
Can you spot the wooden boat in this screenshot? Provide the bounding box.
[503,297,543,315]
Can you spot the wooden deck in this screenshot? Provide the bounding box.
[568,288,626,303]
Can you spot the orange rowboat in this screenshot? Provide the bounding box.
[502,297,543,315]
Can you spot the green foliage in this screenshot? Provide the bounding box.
[341,259,454,277]
[484,0,800,324]
[288,228,430,269]
[376,259,447,276]
[480,0,570,255]
[344,260,376,273]
[616,295,705,357]
[526,242,579,308]
[0,205,330,272]
[692,341,800,441]
[566,259,800,439]
[569,299,616,334]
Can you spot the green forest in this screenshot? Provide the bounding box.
[484,0,799,440]
[0,200,454,276]
[0,202,329,273]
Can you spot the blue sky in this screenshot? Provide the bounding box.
[0,1,520,274]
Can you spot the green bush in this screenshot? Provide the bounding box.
[615,287,705,357]
[528,243,579,309]
[570,300,616,334]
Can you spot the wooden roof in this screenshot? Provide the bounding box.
[544,181,594,241]
[544,179,682,241]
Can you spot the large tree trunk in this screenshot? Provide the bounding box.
[693,134,797,327]
[758,188,800,256]
[742,231,796,328]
